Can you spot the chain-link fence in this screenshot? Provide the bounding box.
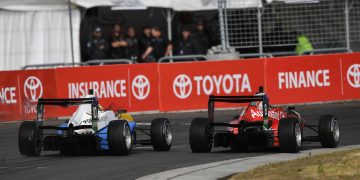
[218,0,360,54]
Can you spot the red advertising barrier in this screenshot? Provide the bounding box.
[341,55,360,100]
[0,53,359,121]
[0,69,58,121]
[158,59,265,111]
[0,71,21,120]
[265,55,343,104]
[55,63,159,113]
[265,53,360,104]
[17,69,59,120]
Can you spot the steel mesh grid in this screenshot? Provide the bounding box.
[221,0,360,50]
[349,1,360,42]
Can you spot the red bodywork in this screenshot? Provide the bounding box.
[229,102,303,147]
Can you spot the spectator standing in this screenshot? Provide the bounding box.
[86,27,108,60]
[142,26,172,62]
[110,24,127,59]
[295,34,314,55]
[194,21,210,55]
[139,26,152,62]
[176,27,199,55]
[125,27,140,61]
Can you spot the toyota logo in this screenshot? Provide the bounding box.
[132,75,150,100]
[24,76,43,102]
[173,74,192,99]
[347,64,360,88]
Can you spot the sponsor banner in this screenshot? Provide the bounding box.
[266,54,343,104]
[158,59,265,111]
[340,54,360,100]
[17,69,58,120]
[55,65,130,115]
[0,71,21,121]
[55,64,158,114]
[127,63,159,112]
[0,53,360,121]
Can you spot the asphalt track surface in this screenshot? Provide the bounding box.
[0,102,359,180]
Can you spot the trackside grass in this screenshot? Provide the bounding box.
[229,148,360,180]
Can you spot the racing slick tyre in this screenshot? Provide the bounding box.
[18,121,42,156]
[278,117,302,153]
[189,118,213,153]
[318,114,340,148]
[108,120,132,156]
[151,118,172,151]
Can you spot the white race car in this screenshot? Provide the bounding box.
[18,93,172,156]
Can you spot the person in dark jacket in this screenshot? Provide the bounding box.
[142,26,172,62]
[109,24,127,59]
[194,21,210,55]
[139,25,152,62]
[86,27,108,60]
[176,27,200,55]
[125,26,140,61]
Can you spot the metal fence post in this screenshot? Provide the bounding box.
[345,0,350,50]
[223,1,230,49]
[166,9,174,57]
[67,0,75,66]
[218,0,227,51]
[257,8,263,54]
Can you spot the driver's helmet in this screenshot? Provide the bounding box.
[98,104,104,111]
[250,92,265,110]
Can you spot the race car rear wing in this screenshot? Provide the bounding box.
[208,86,269,128]
[35,90,99,131]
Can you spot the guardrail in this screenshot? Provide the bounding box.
[158,55,207,63]
[22,59,135,69]
[86,59,135,65]
[239,53,273,58]
[269,51,298,57]
[22,62,86,70]
[302,48,353,55]
[20,49,354,70]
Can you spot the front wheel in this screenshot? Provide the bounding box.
[18,121,42,156]
[108,120,132,155]
[318,114,339,148]
[278,117,302,153]
[151,118,172,151]
[189,118,213,153]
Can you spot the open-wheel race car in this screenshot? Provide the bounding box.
[189,87,340,153]
[18,92,172,156]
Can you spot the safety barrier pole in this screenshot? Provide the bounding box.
[218,0,227,51]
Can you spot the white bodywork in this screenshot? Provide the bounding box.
[68,95,117,134]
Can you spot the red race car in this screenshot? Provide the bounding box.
[189,87,340,153]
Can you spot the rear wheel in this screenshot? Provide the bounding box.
[108,120,132,155]
[318,114,339,148]
[278,117,301,153]
[18,121,42,156]
[151,118,172,151]
[189,118,213,153]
